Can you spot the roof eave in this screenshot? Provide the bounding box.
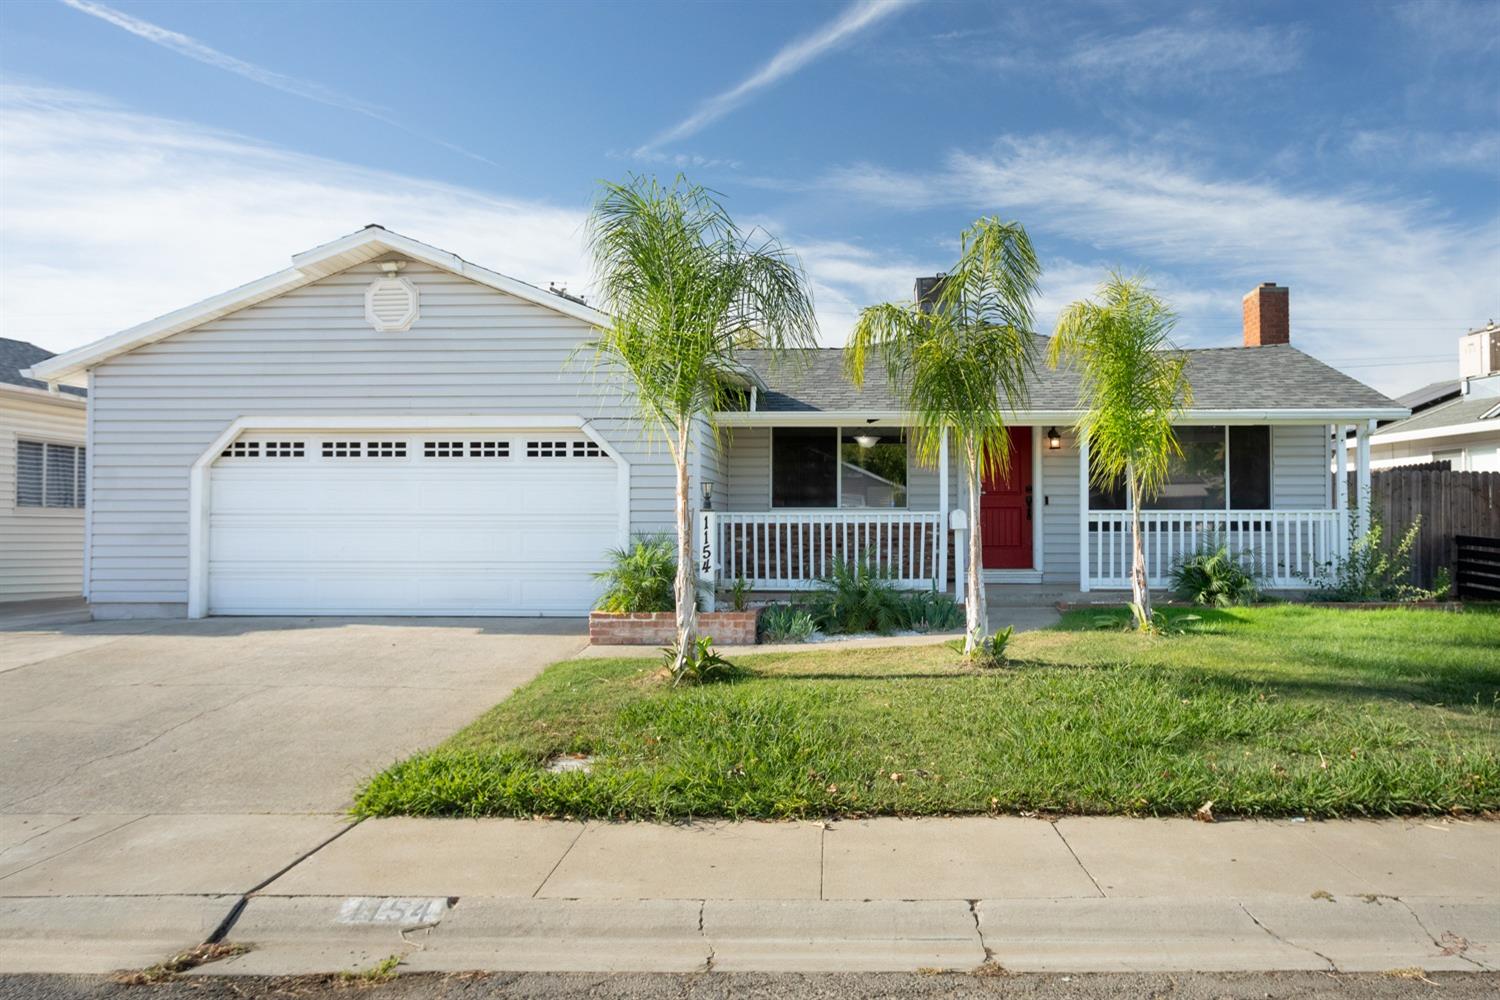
[716,406,1410,426]
[0,381,87,407]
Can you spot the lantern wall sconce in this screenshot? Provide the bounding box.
[700,480,714,510]
[1045,427,1062,450]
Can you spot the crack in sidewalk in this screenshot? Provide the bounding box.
[1394,896,1492,972]
[530,823,587,898]
[1237,900,1337,972]
[1050,820,1106,898]
[968,899,995,965]
[697,899,715,973]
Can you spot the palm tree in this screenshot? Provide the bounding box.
[845,218,1041,653]
[587,176,817,676]
[1049,272,1192,630]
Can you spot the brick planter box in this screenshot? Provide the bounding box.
[588,610,760,646]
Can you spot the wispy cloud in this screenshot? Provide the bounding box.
[1346,128,1500,174]
[1063,21,1304,92]
[822,135,1499,390]
[0,84,589,351]
[58,0,498,166]
[639,0,916,152]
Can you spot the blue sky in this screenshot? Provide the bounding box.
[1,0,1496,393]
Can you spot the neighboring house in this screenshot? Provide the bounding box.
[1,339,88,602]
[26,228,1404,620]
[1355,322,1500,472]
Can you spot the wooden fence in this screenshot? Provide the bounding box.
[1352,469,1500,589]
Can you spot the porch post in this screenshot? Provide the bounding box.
[951,508,968,606]
[1078,430,1090,593]
[938,427,950,594]
[1333,423,1349,555]
[1355,419,1373,538]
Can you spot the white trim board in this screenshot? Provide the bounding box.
[185,414,630,618]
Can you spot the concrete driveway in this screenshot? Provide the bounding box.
[0,615,586,814]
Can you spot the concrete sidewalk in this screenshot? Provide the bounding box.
[1,814,1494,977]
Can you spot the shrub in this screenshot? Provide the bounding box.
[724,576,751,612]
[1171,545,1260,607]
[1309,513,1439,603]
[593,536,677,613]
[661,634,739,686]
[950,625,1015,667]
[760,603,816,643]
[805,560,907,635]
[900,589,963,631]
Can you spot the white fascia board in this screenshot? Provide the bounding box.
[715,407,1409,427]
[26,266,309,385]
[0,382,87,407]
[1361,419,1500,448]
[27,227,612,387]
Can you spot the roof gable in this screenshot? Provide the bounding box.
[26,226,608,386]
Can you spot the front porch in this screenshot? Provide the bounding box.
[698,418,1376,603]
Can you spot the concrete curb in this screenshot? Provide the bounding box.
[0,895,241,974]
[701,900,983,972]
[977,898,1327,973]
[406,898,709,973]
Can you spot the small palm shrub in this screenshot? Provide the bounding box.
[952,625,1014,667]
[901,589,963,631]
[806,560,907,635]
[1310,513,1438,603]
[1171,545,1259,608]
[594,536,677,613]
[725,576,751,612]
[759,603,816,643]
[660,635,738,686]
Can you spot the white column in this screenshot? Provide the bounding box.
[938,426,950,594]
[1031,425,1043,573]
[1355,419,1373,538]
[951,508,968,606]
[1078,430,1090,593]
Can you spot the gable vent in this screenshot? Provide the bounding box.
[365,269,419,332]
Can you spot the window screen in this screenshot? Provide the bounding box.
[1228,426,1271,509]
[772,428,837,508]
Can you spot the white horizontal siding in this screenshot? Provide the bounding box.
[724,427,771,511]
[1272,425,1329,509]
[1040,428,1082,585]
[87,261,674,613]
[0,394,87,600]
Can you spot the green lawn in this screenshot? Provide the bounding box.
[356,605,1500,820]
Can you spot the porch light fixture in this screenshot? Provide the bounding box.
[1045,427,1062,450]
[700,479,713,510]
[853,434,880,449]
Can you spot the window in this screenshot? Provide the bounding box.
[771,427,907,508]
[222,440,305,459]
[1089,426,1271,511]
[840,428,907,508]
[16,440,85,509]
[527,439,604,458]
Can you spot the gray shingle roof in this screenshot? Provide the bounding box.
[0,339,86,397]
[1395,379,1459,411]
[736,338,1398,414]
[1373,392,1498,437]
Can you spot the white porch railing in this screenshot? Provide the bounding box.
[1085,509,1346,590]
[704,511,944,591]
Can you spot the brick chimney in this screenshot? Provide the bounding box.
[1242,282,1289,346]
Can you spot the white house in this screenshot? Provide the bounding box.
[25,228,1405,620]
[2,339,88,602]
[1356,322,1500,472]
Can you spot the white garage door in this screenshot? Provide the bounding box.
[207,432,619,615]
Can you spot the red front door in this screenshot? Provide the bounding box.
[981,427,1034,569]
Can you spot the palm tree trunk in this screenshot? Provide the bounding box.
[1127,463,1151,628]
[673,418,697,674]
[964,438,988,650]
